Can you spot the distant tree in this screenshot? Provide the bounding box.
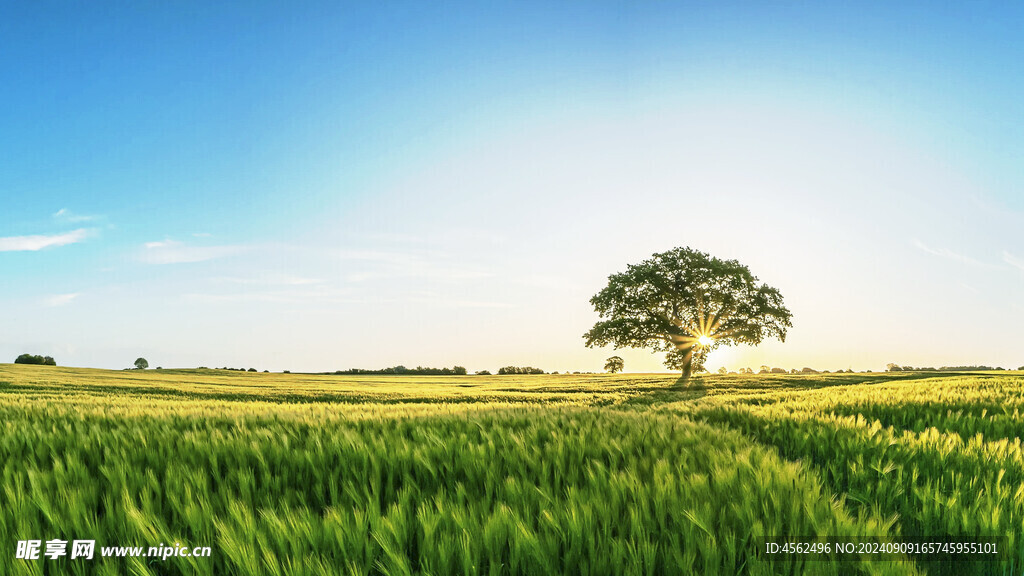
[790,368,798,374]
[604,356,625,374]
[717,367,728,375]
[475,370,492,375]
[156,367,162,370]
[498,366,545,375]
[886,363,903,372]
[801,367,818,374]
[759,365,770,374]
[134,358,149,370]
[770,367,786,374]
[583,247,792,381]
[283,370,291,374]
[1019,366,1024,371]
[15,353,56,366]
[248,368,256,372]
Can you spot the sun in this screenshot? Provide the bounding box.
[697,335,714,347]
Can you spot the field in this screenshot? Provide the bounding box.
[2,365,1023,575]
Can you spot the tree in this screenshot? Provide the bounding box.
[498,366,545,375]
[604,356,624,373]
[134,358,149,370]
[584,247,792,380]
[14,353,56,366]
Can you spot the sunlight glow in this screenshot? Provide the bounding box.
[697,335,714,347]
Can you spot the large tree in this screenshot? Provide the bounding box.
[604,356,624,374]
[584,247,792,380]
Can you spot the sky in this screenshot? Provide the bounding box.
[2,1,1023,373]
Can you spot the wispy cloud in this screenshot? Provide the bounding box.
[182,290,510,308]
[183,292,310,304]
[335,249,494,282]
[912,239,1000,269]
[44,293,79,307]
[53,208,98,223]
[1004,251,1024,271]
[0,229,90,251]
[212,273,324,286]
[141,239,247,264]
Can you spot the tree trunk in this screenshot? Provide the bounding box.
[680,358,693,381]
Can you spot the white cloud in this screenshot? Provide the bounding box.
[1004,251,1024,271]
[53,208,97,223]
[0,229,90,251]
[44,293,79,307]
[912,239,999,269]
[334,249,493,282]
[182,290,510,308]
[213,274,324,286]
[141,240,246,264]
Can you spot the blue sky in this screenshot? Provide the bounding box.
[3,2,1023,372]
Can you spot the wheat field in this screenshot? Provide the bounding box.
[2,364,1022,575]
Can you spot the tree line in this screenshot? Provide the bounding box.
[330,366,468,376]
[719,366,858,375]
[887,363,1013,372]
[497,366,545,375]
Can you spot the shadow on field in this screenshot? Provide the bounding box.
[613,370,991,410]
[617,376,708,408]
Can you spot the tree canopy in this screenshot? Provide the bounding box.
[14,354,56,366]
[584,247,792,380]
[134,358,149,370]
[604,356,624,374]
